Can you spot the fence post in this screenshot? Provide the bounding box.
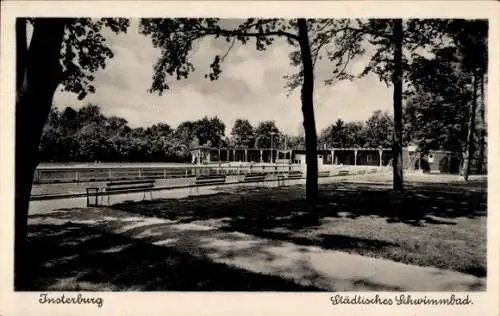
[75,170,79,182]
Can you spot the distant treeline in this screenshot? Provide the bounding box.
[39,104,222,163]
[39,99,482,163]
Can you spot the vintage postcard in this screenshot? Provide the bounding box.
[0,1,499,315]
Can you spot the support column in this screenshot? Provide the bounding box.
[260,149,263,162]
[354,149,358,166]
[331,150,334,165]
[379,149,383,167]
[448,153,451,173]
[218,148,221,163]
[226,149,230,162]
[244,148,248,162]
[233,149,236,162]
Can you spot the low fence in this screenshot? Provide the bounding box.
[30,165,392,201]
[33,163,304,184]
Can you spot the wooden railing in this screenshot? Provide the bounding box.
[33,163,302,184]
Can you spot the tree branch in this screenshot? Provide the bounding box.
[312,40,328,68]
[200,27,300,41]
[220,37,236,62]
[345,26,392,40]
[310,20,335,36]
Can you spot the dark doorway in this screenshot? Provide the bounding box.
[450,157,461,174]
[415,158,430,173]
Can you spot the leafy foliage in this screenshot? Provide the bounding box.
[230,119,255,148]
[195,116,226,147]
[318,112,393,149]
[402,19,488,162]
[254,121,283,148]
[36,19,487,164]
[28,18,131,100]
[40,103,407,163]
[139,18,372,96]
[40,105,304,162]
[39,104,183,162]
[286,134,306,150]
[364,110,394,148]
[442,19,488,74]
[139,18,300,94]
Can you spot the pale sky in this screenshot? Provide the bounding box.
[53,19,393,136]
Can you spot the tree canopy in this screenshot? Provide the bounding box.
[230,119,255,148]
[318,111,394,149]
[40,103,412,163]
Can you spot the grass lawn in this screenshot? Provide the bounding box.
[24,175,486,291]
[113,176,487,277]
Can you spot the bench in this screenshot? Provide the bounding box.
[243,173,266,184]
[335,170,350,177]
[287,171,304,180]
[274,170,290,175]
[277,174,287,187]
[86,187,100,207]
[102,179,155,205]
[318,171,330,178]
[192,174,226,194]
[195,174,227,186]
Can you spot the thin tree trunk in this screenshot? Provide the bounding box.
[477,73,485,174]
[15,18,68,290]
[392,19,404,192]
[461,72,478,181]
[297,18,318,205]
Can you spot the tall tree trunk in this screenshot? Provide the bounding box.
[461,72,478,181]
[477,73,485,174]
[392,19,404,192]
[15,18,67,290]
[297,18,318,205]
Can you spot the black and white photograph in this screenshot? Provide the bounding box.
[1,1,499,315]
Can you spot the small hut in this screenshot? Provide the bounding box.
[403,145,461,174]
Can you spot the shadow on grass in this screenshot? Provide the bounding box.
[113,180,486,277]
[116,180,486,228]
[21,223,323,291]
